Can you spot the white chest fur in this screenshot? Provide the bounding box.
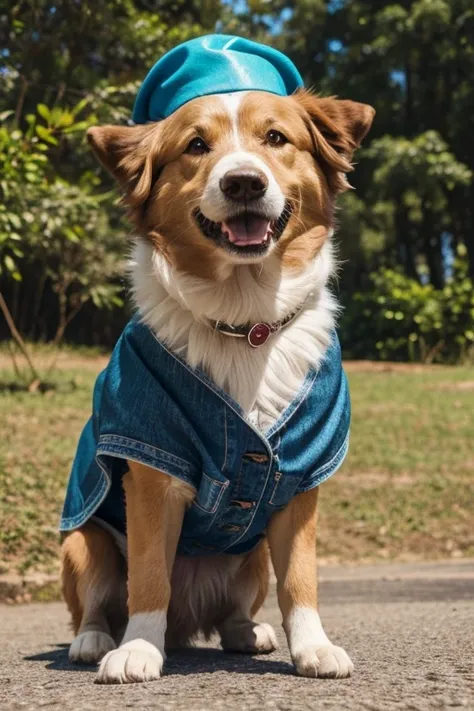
[130,240,337,432]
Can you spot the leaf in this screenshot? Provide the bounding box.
[62,227,80,243]
[8,213,21,229]
[0,110,15,122]
[56,112,74,128]
[36,125,59,145]
[71,97,91,118]
[63,121,91,134]
[37,104,51,122]
[4,255,16,272]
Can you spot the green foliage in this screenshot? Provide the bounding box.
[341,246,474,363]
[0,109,123,345]
[1,0,473,363]
[264,0,474,301]
[0,0,221,353]
[0,124,48,280]
[366,132,472,202]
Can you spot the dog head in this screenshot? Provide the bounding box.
[88,90,374,279]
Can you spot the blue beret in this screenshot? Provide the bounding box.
[132,34,304,124]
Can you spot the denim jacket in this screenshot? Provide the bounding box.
[60,318,350,556]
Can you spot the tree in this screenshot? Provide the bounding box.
[0,0,223,365]
[229,0,474,286]
[1,0,473,362]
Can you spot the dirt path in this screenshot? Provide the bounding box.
[0,351,458,374]
[1,561,473,710]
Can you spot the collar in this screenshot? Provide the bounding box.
[209,299,308,348]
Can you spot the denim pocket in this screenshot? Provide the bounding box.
[193,472,229,514]
[268,472,299,508]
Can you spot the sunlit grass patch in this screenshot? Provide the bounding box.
[1,356,473,575]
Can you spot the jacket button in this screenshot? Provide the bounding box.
[244,452,269,463]
[220,524,241,533]
[230,500,254,509]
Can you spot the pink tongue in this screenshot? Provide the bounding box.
[222,215,271,246]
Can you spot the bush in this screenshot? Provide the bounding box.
[0,107,125,344]
[340,246,474,364]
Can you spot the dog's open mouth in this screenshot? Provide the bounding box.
[194,202,292,253]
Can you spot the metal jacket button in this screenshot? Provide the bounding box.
[243,452,269,463]
[230,500,254,509]
[220,524,241,533]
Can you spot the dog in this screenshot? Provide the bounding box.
[60,37,374,685]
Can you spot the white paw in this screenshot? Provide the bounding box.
[69,631,116,665]
[95,639,164,684]
[221,621,278,654]
[293,644,353,678]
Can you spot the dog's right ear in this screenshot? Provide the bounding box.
[87,124,160,206]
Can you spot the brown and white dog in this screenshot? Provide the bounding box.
[61,89,374,683]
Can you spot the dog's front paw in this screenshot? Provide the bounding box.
[95,639,164,684]
[293,644,353,679]
[221,621,278,654]
[69,631,116,665]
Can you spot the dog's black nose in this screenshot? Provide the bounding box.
[219,169,268,201]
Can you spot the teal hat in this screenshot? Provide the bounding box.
[132,34,304,124]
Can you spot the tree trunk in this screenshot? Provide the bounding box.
[0,292,41,382]
[422,206,444,289]
[465,187,474,279]
[395,202,419,281]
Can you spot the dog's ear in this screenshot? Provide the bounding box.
[87,124,161,206]
[313,96,375,152]
[293,90,375,192]
[295,90,375,157]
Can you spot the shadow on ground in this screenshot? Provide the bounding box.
[25,643,294,676]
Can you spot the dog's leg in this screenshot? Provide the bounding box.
[61,522,126,664]
[267,487,353,678]
[218,542,278,654]
[97,461,194,684]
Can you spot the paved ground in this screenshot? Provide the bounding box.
[1,561,473,710]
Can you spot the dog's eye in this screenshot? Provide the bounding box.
[266,129,288,147]
[185,137,210,155]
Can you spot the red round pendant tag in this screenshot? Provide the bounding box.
[248,322,271,347]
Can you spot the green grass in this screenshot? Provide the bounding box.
[0,363,100,576]
[1,353,473,576]
[318,364,474,563]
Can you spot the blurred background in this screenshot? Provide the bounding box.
[0,1,473,594]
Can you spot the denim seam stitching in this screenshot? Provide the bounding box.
[268,474,287,507]
[297,433,350,493]
[97,434,196,474]
[222,405,228,473]
[147,326,302,455]
[96,449,197,489]
[193,474,229,514]
[265,368,318,439]
[59,464,110,529]
[221,457,273,553]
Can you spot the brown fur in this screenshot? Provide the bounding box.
[61,462,271,648]
[61,521,127,639]
[62,90,374,670]
[87,89,374,278]
[267,487,320,620]
[123,461,195,615]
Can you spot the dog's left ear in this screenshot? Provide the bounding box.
[293,90,375,193]
[294,90,375,160]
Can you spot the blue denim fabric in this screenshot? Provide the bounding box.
[60,319,350,556]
